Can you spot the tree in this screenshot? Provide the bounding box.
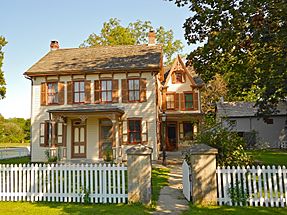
[171,0,287,115]
[81,18,184,65]
[0,36,7,99]
[201,74,227,113]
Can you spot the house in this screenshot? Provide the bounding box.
[24,32,164,162]
[159,55,204,151]
[216,101,287,148]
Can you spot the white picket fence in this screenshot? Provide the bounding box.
[182,160,191,201]
[0,163,127,203]
[217,165,287,207]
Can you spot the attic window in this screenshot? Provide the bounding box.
[175,71,185,83]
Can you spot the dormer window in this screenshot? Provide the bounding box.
[172,71,185,84]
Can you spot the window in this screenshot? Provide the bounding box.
[101,80,112,102]
[128,119,141,144]
[175,72,183,83]
[183,122,193,140]
[74,81,85,103]
[39,121,51,147]
[128,79,140,101]
[184,93,193,109]
[39,121,66,147]
[166,94,175,110]
[264,118,274,124]
[47,82,58,104]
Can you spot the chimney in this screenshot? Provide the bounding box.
[50,41,59,51]
[148,30,156,46]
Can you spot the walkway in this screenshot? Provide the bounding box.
[153,151,189,215]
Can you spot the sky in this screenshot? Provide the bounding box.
[0,0,195,119]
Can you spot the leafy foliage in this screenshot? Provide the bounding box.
[0,36,7,99]
[201,74,227,113]
[0,115,30,143]
[170,0,287,115]
[81,18,184,65]
[194,116,253,166]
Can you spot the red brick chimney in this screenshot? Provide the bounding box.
[148,30,156,46]
[50,41,59,51]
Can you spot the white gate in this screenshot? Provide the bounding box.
[182,160,192,201]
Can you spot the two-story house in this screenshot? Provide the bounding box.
[159,55,204,151]
[24,32,163,162]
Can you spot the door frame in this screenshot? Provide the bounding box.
[71,119,87,158]
[165,121,178,151]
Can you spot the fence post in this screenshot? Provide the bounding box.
[189,144,218,205]
[126,144,152,205]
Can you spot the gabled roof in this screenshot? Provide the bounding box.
[163,55,204,87]
[24,44,163,76]
[216,101,287,118]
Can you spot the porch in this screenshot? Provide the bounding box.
[46,105,124,163]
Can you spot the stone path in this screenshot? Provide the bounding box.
[153,164,189,215]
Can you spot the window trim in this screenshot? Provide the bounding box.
[47,82,59,105]
[100,79,113,103]
[184,92,194,110]
[127,118,142,144]
[128,78,140,102]
[73,80,85,104]
[166,92,176,110]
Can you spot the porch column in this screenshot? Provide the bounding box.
[51,120,57,148]
[112,119,120,161]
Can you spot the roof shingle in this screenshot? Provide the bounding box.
[24,44,162,76]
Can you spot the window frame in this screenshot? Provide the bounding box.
[175,71,184,83]
[127,118,142,144]
[47,82,59,105]
[73,80,85,104]
[184,92,193,110]
[100,79,113,103]
[166,93,175,110]
[128,78,140,102]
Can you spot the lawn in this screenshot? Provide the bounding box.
[247,149,287,166]
[0,157,170,214]
[0,142,30,148]
[182,205,287,215]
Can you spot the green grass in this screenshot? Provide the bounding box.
[182,204,287,215]
[247,149,287,166]
[151,167,169,204]
[0,202,151,215]
[0,142,30,148]
[0,156,30,164]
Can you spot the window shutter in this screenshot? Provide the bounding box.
[174,93,179,110]
[58,82,65,105]
[112,80,119,103]
[172,72,176,84]
[94,80,100,103]
[85,80,91,104]
[182,73,186,83]
[162,92,166,111]
[121,79,128,103]
[67,81,73,104]
[140,78,147,102]
[44,122,49,147]
[180,93,185,110]
[193,92,199,111]
[40,83,47,106]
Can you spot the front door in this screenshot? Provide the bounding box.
[166,122,177,151]
[72,120,86,158]
[99,120,113,159]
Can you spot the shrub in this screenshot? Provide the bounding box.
[194,125,253,166]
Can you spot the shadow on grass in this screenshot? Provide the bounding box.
[182,204,287,215]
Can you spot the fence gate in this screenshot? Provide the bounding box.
[182,160,192,201]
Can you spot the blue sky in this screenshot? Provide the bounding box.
[0,0,194,119]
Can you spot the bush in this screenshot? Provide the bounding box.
[194,125,253,166]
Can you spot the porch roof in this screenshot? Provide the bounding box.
[47,104,125,115]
